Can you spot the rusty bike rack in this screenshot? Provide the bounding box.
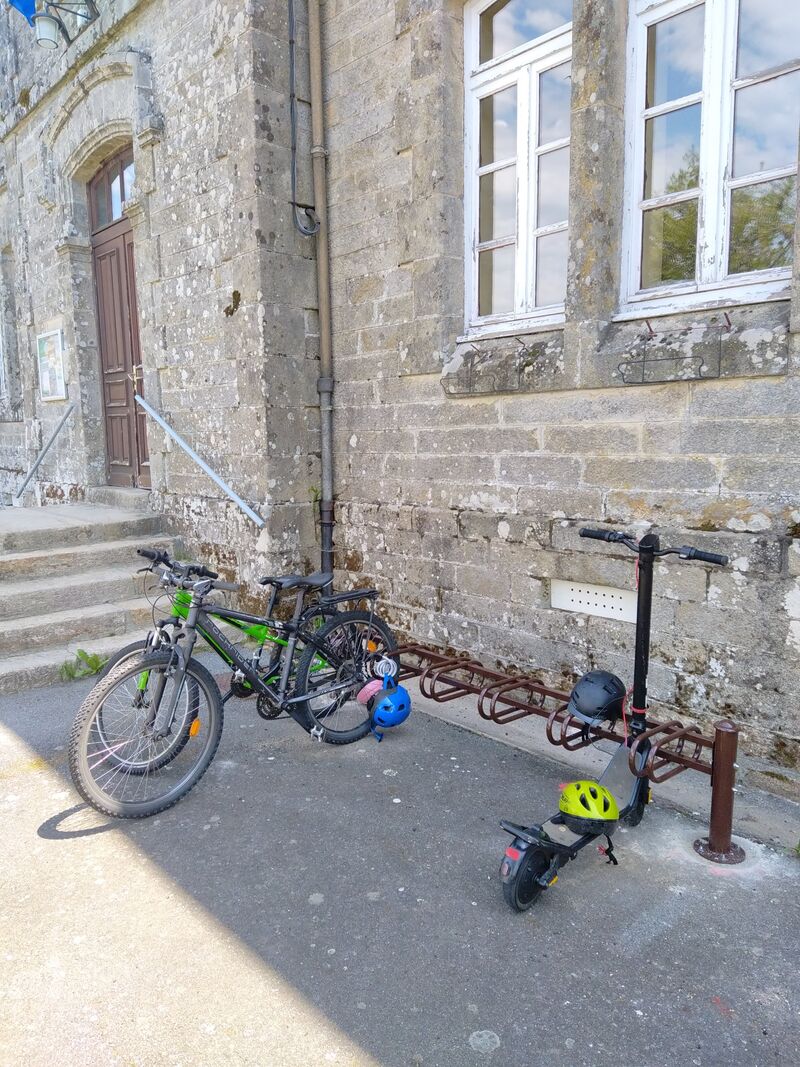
[398,642,745,864]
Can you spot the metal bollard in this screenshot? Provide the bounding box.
[693,720,746,864]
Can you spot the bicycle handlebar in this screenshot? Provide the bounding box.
[136,547,220,580]
[137,547,171,564]
[579,527,728,566]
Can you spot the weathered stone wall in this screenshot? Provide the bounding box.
[324,0,800,767]
[0,0,320,575]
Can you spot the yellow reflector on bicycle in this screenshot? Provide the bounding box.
[189,719,201,737]
[367,640,378,652]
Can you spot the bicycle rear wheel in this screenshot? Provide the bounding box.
[68,651,223,819]
[294,610,398,744]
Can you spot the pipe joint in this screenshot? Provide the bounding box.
[311,144,329,159]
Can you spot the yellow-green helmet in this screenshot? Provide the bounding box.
[558,780,619,836]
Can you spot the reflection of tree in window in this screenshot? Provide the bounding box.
[730,178,796,274]
[642,148,699,287]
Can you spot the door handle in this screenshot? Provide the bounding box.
[127,364,144,392]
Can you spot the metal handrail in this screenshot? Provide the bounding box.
[134,394,265,528]
[13,402,76,503]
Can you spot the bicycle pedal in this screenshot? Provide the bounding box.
[310,725,325,742]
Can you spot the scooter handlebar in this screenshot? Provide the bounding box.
[579,527,624,543]
[679,546,729,567]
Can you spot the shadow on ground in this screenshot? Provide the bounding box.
[1,676,799,1067]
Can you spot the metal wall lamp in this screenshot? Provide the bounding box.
[32,0,98,49]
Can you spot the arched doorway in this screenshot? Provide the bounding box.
[89,146,150,488]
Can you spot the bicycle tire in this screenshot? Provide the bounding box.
[293,610,398,744]
[98,637,202,771]
[68,651,224,819]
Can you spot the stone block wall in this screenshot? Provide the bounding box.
[0,0,320,575]
[324,0,800,766]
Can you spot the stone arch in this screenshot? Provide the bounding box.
[63,119,135,184]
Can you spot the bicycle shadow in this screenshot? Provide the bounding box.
[37,802,117,841]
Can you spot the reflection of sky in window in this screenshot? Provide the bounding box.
[738,0,800,78]
[538,147,569,226]
[536,229,568,305]
[480,1,572,63]
[646,5,704,108]
[479,246,515,315]
[539,62,571,144]
[733,70,800,177]
[480,87,517,165]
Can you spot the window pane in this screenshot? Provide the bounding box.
[644,104,701,198]
[729,176,796,274]
[539,62,571,145]
[480,166,517,242]
[733,71,800,178]
[479,0,572,65]
[535,229,568,306]
[93,180,109,229]
[479,245,515,316]
[111,174,123,220]
[737,0,800,79]
[645,5,705,108]
[537,147,569,226]
[641,199,697,288]
[480,87,517,166]
[123,160,135,201]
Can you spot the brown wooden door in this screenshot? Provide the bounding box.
[90,149,150,488]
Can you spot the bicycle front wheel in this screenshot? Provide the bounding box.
[68,651,223,819]
[294,610,398,744]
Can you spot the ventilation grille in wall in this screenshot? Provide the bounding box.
[551,579,637,623]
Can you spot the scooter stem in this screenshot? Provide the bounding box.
[631,533,659,734]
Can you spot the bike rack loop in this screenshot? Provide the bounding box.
[397,642,745,864]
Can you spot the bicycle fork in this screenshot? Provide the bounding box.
[147,616,199,740]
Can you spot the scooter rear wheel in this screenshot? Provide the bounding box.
[503,847,551,912]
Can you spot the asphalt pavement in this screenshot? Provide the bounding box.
[1,674,798,1067]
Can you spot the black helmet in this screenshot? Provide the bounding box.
[566,671,626,725]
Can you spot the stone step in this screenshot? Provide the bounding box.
[0,598,156,657]
[0,631,151,697]
[0,534,176,582]
[83,487,155,513]
[0,504,163,554]
[0,565,150,621]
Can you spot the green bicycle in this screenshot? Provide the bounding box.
[68,549,397,819]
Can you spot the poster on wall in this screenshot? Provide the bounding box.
[37,330,66,401]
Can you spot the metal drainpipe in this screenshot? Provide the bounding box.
[307,0,335,577]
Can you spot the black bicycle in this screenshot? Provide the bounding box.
[68,552,397,818]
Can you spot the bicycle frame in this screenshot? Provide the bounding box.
[147,588,331,696]
[158,587,365,726]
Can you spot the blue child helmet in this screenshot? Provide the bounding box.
[369,675,411,739]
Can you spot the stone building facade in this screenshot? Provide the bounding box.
[1,1,799,768]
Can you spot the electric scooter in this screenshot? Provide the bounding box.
[500,527,728,911]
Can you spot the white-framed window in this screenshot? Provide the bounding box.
[621,0,799,314]
[464,1,573,337]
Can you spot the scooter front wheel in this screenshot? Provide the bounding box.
[502,847,551,912]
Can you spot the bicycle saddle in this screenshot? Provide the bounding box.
[258,571,333,590]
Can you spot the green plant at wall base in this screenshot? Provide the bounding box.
[59,649,110,681]
[309,485,321,505]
